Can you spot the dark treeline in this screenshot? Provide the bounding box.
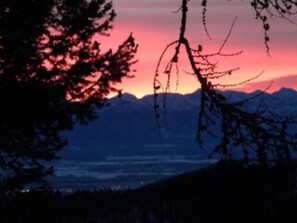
[1,164,297,223]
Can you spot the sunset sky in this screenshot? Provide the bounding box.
[103,0,297,98]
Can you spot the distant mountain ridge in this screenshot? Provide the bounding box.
[50,88,297,189]
[61,88,297,161]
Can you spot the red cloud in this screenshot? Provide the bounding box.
[233,74,297,93]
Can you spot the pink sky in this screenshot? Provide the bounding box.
[101,0,297,98]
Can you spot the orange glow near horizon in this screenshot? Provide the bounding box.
[103,0,297,98]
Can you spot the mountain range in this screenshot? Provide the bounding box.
[61,87,297,159]
[50,88,297,189]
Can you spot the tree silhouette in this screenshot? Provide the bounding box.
[0,0,137,195]
[154,0,297,169]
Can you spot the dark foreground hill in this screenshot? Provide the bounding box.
[1,164,297,223]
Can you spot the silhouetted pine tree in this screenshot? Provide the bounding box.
[0,0,137,195]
